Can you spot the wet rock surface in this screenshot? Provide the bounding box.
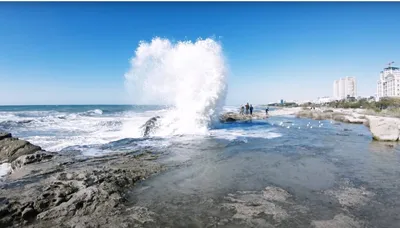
[220,112,267,123]
[141,116,161,137]
[0,132,42,163]
[0,132,164,228]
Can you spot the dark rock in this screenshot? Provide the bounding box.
[141,116,161,137]
[0,132,12,141]
[11,151,54,170]
[220,112,254,123]
[0,134,41,163]
[0,148,163,228]
[0,133,165,227]
[225,117,236,122]
[21,207,37,221]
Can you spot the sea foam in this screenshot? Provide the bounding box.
[124,37,228,137]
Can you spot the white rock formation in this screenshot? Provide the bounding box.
[367,116,400,141]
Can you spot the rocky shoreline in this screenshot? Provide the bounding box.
[295,108,400,141]
[220,107,303,123]
[221,107,400,142]
[0,132,164,228]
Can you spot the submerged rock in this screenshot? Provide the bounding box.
[312,214,362,228]
[221,186,292,225]
[325,186,375,208]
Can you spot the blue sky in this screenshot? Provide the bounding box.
[0,2,399,105]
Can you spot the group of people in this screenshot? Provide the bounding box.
[239,103,270,117]
[240,103,254,115]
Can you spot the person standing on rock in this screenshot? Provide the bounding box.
[240,105,245,115]
[250,104,253,115]
[245,103,249,115]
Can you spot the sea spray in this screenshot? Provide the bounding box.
[124,37,228,136]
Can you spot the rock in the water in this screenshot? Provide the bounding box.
[367,116,400,141]
[141,116,161,137]
[0,133,42,163]
[220,112,264,122]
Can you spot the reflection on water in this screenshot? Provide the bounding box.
[125,116,400,228]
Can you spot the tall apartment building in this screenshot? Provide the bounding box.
[377,63,400,100]
[333,77,357,100]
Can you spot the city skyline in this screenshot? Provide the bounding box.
[1,2,400,105]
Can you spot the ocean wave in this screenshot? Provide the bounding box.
[57,137,169,156]
[0,120,34,129]
[12,110,59,118]
[81,109,103,116]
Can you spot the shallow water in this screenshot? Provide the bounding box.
[127,116,400,228]
[1,105,400,227]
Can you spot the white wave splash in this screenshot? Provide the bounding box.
[83,109,103,116]
[124,37,228,136]
[0,163,11,178]
[210,128,282,141]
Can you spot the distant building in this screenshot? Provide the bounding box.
[317,96,332,104]
[333,77,357,100]
[377,62,400,100]
[297,100,312,105]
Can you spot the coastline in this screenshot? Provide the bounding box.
[294,107,400,141]
[0,132,164,227]
[221,106,400,142]
[1,107,399,227]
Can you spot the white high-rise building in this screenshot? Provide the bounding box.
[333,77,357,100]
[377,63,400,100]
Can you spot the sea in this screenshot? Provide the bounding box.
[1,104,400,227]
